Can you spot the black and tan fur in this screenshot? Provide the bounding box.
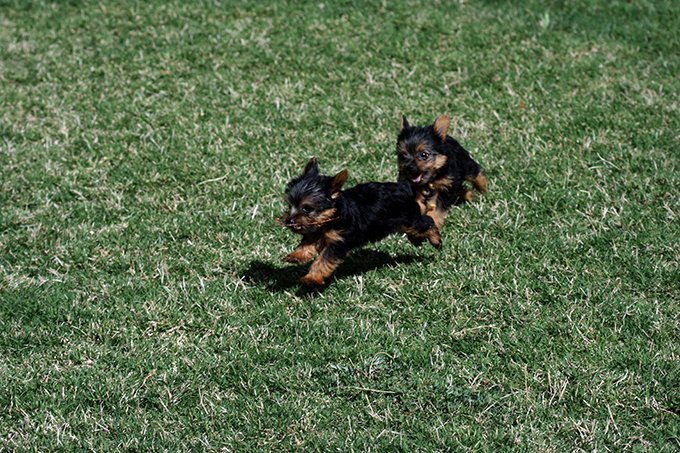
[397,114,486,229]
[281,158,441,286]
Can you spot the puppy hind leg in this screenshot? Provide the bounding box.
[467,172,487,194]
[425,223,442,250]
[404,216,442,250]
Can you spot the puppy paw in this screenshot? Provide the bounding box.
[428,232,443,250]
[283,252,313,264]
[300,274,325,286]
[283,253,302,263]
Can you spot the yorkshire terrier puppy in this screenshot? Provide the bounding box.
[397,114,487,229]
[281,158,441,286]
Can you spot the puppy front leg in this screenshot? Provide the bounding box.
[300,244,345,286]
[283,235,321,263]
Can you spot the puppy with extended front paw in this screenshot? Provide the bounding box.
[281,158,441,286]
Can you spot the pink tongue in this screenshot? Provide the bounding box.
[413,173,424,183]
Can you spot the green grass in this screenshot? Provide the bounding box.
[1,0,678,449]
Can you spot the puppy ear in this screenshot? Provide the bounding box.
[329,169,349,199]
[400,115,410,132]
[432,114,450,142]
[303,157,319,175]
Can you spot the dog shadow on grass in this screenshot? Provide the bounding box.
[243,249,420,293]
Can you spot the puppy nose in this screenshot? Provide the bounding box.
[286,216,295,225]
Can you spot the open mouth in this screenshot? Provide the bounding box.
[412,173,425,184]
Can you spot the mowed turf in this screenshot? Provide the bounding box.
[1,0,678,450]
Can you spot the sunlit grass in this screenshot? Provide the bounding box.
[1,0,678,449]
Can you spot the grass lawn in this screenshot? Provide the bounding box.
[1,0,678,450]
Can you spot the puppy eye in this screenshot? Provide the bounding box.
[418,151,430,160]
[301,205,313,214]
